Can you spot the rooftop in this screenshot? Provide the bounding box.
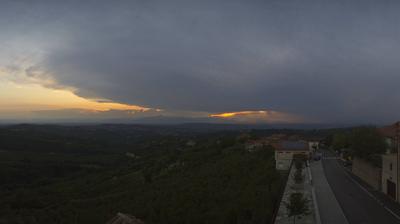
[274,140,309,151]
[379,121,400,138]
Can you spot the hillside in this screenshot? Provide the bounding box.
[0,125,286,224]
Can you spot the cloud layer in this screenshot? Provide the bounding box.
[2,0,400,123]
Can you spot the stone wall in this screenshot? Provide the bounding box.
[352,157,382,190]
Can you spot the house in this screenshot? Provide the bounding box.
[244,134,287,152]
[265,134,287,144]
[274,140,310,170]
[380,122,400,200]
[186,140,196,147]
[245,140,265,152]
[382,153,397,199]
[106,213,145,224]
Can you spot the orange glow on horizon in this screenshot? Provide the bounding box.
[210,111,268,118]
[0,81,150,113]
[209,110,304,123]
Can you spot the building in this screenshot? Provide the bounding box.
[380,122,400,200]
[186,140,196,147]
[274,140,310,170]
[382,153,397,199]
[106,213,145,224]
[244,134,287,152]
[245,140,265,152]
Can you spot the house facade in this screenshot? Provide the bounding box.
[382,154,398,199]
[380,122,400,201]
[274,140,310,170]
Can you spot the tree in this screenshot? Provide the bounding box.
[293,170,304,184]
[285,192,310,224]
[350,127,386,164]
[293,159,304,184]
[332,132,349,151]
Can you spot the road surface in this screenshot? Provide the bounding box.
[311,160,348,224]
[321,150,400,224]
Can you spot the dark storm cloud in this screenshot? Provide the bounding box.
[3,0,400,123]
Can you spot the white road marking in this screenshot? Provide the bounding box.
[386,207,400,220]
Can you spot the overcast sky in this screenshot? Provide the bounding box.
[1,0,400,124]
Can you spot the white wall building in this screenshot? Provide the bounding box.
[274,141,310,170]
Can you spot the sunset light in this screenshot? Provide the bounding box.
[2,1,400,223]
[210,111,268,118]
[0,81,149,113]
[209,110,303,123]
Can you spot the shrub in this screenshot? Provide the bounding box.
[285,192,310,224]
[293,169,303,184]
[294,159,303,170]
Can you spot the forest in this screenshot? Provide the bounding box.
[0,124,296,224]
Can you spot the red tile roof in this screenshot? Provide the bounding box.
[379,121,400,138]
[273,140,309,151]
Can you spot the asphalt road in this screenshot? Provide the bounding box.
[311,160,348,224]
[322,150,400,224]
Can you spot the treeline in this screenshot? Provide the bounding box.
[328,126,387,166]
[0,124,335,153]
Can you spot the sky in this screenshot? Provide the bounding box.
[1,0,400,124]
